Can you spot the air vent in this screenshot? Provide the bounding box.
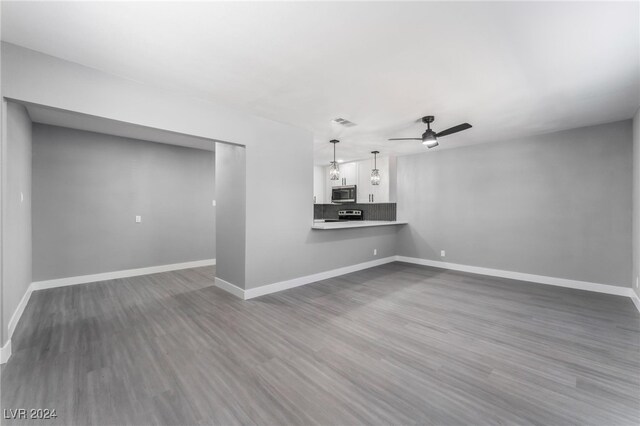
[333,118,357,127]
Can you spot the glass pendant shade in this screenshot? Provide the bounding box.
[370,168,380,185]
[329,139,340,180]
[329,161,340,180]
[370,150,381,185]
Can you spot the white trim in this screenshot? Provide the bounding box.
[31,259,216,291]
[0,339,11,364]
[630,291,640,313]
[396,256,634,298]
[214,277,246,300]
[243,256,397,299]
[8,285,33,339]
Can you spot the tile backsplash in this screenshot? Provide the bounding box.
[314,203,396,221]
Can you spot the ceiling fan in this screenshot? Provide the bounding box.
[389,116,472,149]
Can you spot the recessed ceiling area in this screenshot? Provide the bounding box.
[1,1,638,164]
[20,102,216,151]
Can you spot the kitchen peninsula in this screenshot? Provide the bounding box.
[312,220,407,230]
[312,203,406,229]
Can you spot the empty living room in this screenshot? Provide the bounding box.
[1,1,639,425]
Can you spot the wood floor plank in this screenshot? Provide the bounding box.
[1,263,638,425]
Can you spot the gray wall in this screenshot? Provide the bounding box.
[215,142,245,287]
[633,109,640,297]
[397,120,633,287]
[2,43,397,293]
[2,102,32,346]
[32,124,215,281]
[8,43,630,298]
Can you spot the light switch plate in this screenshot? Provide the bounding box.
[135,215,142,223]
[212,200,216,206]
[441,250,445,257]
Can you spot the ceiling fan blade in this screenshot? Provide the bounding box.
[436,123,472,138]
[388,138,421,141]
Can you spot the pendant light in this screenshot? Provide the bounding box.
[329,139,340,181]
[370,151,381,185]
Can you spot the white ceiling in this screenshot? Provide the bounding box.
[2,1,638,165]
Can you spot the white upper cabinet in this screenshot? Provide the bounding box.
[357,159,371,203]
[313,166,325,204]
[339,162,358,186]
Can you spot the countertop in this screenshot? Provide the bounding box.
[311,220,408,230]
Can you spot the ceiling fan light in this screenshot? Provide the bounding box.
[389,115,472,148]
[422,132,438,148]
[370,168,380,185]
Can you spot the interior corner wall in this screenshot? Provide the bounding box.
[31,124,216,281]
[215,142,246,288]
[1,101,32,347]
[242,124,399,289]
[633,108,640,297]
[396,120,633,288]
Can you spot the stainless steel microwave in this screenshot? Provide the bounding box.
[331,185,357,204]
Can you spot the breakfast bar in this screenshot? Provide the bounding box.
[311,220,407,230]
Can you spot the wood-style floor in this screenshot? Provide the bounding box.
[1,262,639,425]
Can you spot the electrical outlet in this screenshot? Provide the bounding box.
[441,250,445,257]
[373,249,377,256]
[135,215,142,223]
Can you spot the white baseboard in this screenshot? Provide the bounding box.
[243,256,397,300]
[214,277,246,300]
[1,258,216,364]
[396,256,635,298]
[213,256,397,300]
[630,291,640,313]
[8,284,33,340]
[2,283,34,364]
[211,255,638,305]
[31,259,216,291]
[0,339,11,364]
